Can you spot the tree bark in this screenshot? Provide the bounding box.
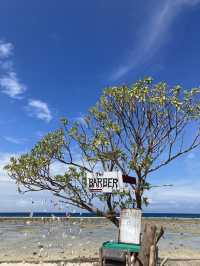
[106,213,119,227]
[135,190,142,209]
[149,245,156,266]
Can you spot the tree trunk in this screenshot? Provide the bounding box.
[133,224,158,266]
[106,213,119,227]
[135,190,142,209]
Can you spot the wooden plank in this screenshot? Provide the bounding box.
[101,247,126,262]
[122,175,136,184]
[119,209,141,245]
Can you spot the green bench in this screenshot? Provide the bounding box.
[102,241,140,253]
[100,241,141,265]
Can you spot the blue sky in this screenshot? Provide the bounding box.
[0,0,200,213]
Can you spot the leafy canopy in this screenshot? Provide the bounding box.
[5,77,200,225]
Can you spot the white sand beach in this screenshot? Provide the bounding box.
[0,218,200,265]
[0,264,97,266]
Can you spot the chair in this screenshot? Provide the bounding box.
[100,209,142,266]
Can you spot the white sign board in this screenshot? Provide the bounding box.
[87,171,123,193]
[119,209,141,244]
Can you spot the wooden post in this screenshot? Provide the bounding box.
[133,224,157,266]
[149,245,156,266]
[126,253,129,266]
[99,247,103,266]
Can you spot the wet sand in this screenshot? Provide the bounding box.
[1,262,98,266]
[0,218,200,264]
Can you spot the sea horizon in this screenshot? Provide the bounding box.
[0,211,200,219]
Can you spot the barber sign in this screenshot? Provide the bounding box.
[87,171,123,193]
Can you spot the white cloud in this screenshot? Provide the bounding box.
[180,0,200,5]
[50,161,67,176]
[0,40,53,123]
[147,184,200,202]
[0,41,13,58]
[110,0,200,80]
[4,136,25,145]
[0,40,27,99]
[0,71,26,98]
[145,182,200,212]
[0,60,14,71]
[35,130,45,138]
[0,152,18,182]
[0,180,60,211]
[187,152,195,159]
[0,41,52,129]
[27,99,52,122]
[73,113,87,126]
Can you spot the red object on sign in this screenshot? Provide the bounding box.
[122,175,136,184]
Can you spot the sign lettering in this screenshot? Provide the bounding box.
[87,171,123,193]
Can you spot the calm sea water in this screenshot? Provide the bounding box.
[0,212,200,218]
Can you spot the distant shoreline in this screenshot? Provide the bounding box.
[0,216,200,222]
[0,212,200,219]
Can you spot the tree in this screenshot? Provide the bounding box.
[5,77,200,227]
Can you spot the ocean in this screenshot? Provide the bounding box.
[0,212,200,218]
